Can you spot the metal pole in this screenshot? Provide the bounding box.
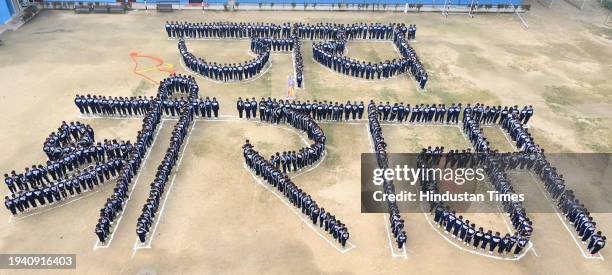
[510,0,529,29]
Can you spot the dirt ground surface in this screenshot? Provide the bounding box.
[0,2,611,275]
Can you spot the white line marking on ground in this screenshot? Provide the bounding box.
[243,163,357,254]
[78,114,225,122]
[310,56,407,83]
[132,121,196,253]
[383,213,408,259]
[78,114,145,120]
[94,122,165,250]
[492,191,538,258]
[291,48,305,90]
[365,122,406,259]
[498,127,603,260]
[422,212,529,261]
[526,172,604,261]
[13,184,112,224]
[390,40,427,93]
[172,38,397,43]
[178,53,273,84]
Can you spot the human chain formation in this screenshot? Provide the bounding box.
[370,102,533,125]
[166,21,422,88]
[165,21,415,41]
[313,26,427,89]
[75,75,220,119]
[236,98,368,122]
[179,38,270,83]
[94,103,162,243]
[292,38,304,88]
[499,110,606,255]
[419,150,532,258]
[367,104,407,250]
[5,93,605,255]
[136,99,194,244]
[237,99,326,174]
[460,105,605,255]
[88,75,213,245]
[4,122,128,215]
[365,102,537,255]
[242,106,351,247]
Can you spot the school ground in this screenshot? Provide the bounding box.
[0,3,610,275]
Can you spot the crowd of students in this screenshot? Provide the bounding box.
[368,102,533,125]
[136,104,194,244]
[165,21,293,39]
[179,38,270,82]
[94,102,163,244]
[166,21,415,42]
[75,75,220,119]
[167,21,425,88]
[500,112,606,255]
[237,98,369,122]
[294,22,412,41]
[311,26,427,88]
[419,149,532,257]
[252,37,294,52]
[393,31,427,89]
[95,75,205,244]
[293,36,304,88]
[242,106,350,247]
[4,121,129,216]
[367,104,407,249]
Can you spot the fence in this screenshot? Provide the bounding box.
[40,0,526,11]
[234,0,522,4]
[41,0,523,5]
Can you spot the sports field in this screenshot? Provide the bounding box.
[0,4,611,275]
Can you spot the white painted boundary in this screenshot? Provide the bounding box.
[242,163,357,254]
[527,172,604,261]
[364,122,408,259]
[178,53,273,85]
[132,121,196,253]
[422,212,531,261]
[94,121,165,250]
[383,213,409,259]
[497,127,604,261]
[9,184,113,224]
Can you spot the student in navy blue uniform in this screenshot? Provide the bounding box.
[513,236,529,257]
[4,174,16,193]
[397,230,407,249]
[211,97,219,118]
[473,227,484,249]
[459,219,470,240]
[250,97,257,119]
[480,230,493,251]
[489,232,502,255]
[590,236,606,255]
[452,215,463,238]
[433,204,445,224]
[244,100,252,119]
[4,196,17,215]
[236,97,245,118]
[524,105,534,124]
[464,223,476,247]
[445,211,456,233]
[499,233,511,255]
